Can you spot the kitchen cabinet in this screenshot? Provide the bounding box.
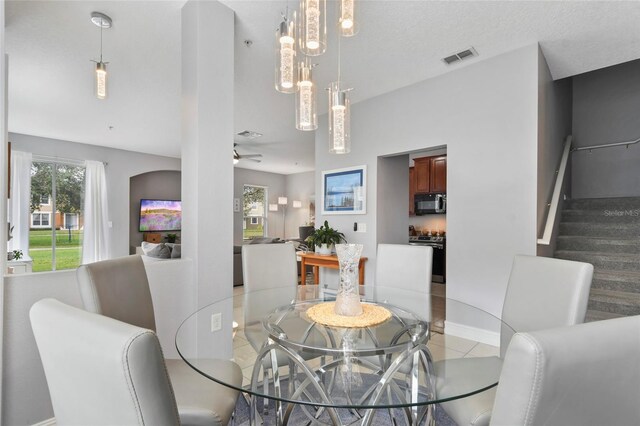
[430,155,447,193]
[413,155,447,194]
[413,157,431,193]
[409,166,415,216]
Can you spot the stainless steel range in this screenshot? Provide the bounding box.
[409,235,446,283]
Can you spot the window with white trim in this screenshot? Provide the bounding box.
[243,185,267,240]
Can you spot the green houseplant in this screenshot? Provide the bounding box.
[306,220,346,256]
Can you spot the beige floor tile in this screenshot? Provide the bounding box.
[233,334,249,349]
[430,333,478,354]
[464,342,500,358]
[426,343,466,362]
[234,343,258,369]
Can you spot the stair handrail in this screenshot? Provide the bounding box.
[538,135,572,245]
[571,136,640,153]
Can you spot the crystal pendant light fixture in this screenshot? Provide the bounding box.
[339,0,357,37]
[275,10,297,93]
[90,12,112,100]
[328,82,351,154]
[299,0,326,56]
[328,36,351,154]
[295,59,318,131]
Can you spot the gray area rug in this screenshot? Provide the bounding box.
[234,372,457,425]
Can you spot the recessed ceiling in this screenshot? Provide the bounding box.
[6,1,640,175]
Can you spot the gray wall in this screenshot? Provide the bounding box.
[536,47,573,256]
[129,170,182,253]
[285,171,315,239]
[9,133,181,258]
[233,167,286,244]
[315,45,540,317]
[377,155,410,244]
[572,58,640,198]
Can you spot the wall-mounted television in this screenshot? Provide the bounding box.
[139,199,182,232]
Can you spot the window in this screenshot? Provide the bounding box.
[31,212,51,228]
[243,185,267,240]
[30,161,85,272]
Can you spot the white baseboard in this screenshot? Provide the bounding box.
[444,320,501,347]
[32,418,56,426]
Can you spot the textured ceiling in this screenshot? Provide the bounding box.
[6,1,640,174]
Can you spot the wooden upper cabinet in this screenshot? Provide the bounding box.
[412,154,447,195]
[430,156,447,193]
[409,166,416,216]
[413,157,431,193]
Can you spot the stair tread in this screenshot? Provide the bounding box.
[595,268,640,280]
[589,288,640,305]
[585,309,625,322]
[557,235,639,242]
[555,250,640,260]
[560,221,640,227]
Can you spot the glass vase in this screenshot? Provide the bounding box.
[334,243,363,316]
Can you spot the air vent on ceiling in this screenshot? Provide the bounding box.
[237,130,263,139]
[442,47,478,65]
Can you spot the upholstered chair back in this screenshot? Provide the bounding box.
[500,255,593,357]
[30,299,179,426]
[77,255,157,332]
[375,244,433,320]
[241,243,298,292]
[491,315,640,426]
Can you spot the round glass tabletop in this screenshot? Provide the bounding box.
[175,284,513,415]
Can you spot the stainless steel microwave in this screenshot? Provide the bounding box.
[415,193,446,215]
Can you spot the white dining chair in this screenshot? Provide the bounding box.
[436,254,594,426]
[77,255,241,426]
[491,314,640,425]
[30,298,179,426]
[374,243,433,320]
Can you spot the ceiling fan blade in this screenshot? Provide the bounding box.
[241,154,263,158]
[247,158,262,163]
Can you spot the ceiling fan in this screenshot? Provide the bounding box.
[233,143,262,163]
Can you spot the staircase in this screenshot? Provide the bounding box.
[555,197,640,322]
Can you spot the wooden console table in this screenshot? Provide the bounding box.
[298,252,368,285]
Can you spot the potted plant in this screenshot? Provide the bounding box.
[307,220,346,256]
[165,233,178,243]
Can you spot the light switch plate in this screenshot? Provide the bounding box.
[233,198,241,212]
[356,223,367,232]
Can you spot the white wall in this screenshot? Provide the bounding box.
[234,168,286,243]
[572,58,640,198]
[315,45,540,317]
[0,1,7,418]
[285,171,315,239]
[536,47,572,257]
[377,155,410,244]
[8,133,181,258]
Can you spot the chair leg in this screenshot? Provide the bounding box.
[263,369,270,415]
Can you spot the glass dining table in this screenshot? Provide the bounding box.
[175,285,513,426]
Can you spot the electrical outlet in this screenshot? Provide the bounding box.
[211,313,222,332]
[233,198,241,212]
[356,223,367,233]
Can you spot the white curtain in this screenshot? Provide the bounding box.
[82,160,110,263]
[8,151,32,254]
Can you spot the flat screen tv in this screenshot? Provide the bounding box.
[139,199,182,232]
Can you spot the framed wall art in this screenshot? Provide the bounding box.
[321,165,366,215]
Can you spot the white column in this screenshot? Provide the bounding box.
[0,0,7,417]
[181,1,234,358]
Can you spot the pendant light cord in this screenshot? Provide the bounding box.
[100,18,104,62]
[337,30,342,83]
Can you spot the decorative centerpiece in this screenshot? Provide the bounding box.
[334,243,363,316]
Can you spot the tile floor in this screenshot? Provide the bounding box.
[231,284,499,387]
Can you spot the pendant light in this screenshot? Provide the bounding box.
[275,10,297,93]
[328,36,351,154]
[295,58,318,131]
[90,12,112,100]
[339,0,357,37]
[299,0,326,56]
